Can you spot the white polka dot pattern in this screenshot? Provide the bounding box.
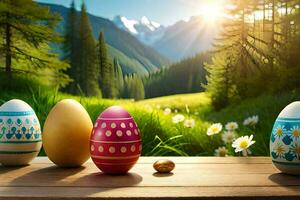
[101,123,106,128]
[131,145,136,152]
[105,130,112,137]
[98,146,104,152]
[116,130,123,137]
[121,146,127,153]
[109,146,115,153]
[126,130,132,136]
[120,123,126,128]
[110,122,116,128]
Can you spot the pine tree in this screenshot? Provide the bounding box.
[113,58,124,97]
[0,0,68,81]
[78,3,101,97]
[204,52,237,109]
[98,32,115,98]
[132,75,145,100]
[123,74,145,100]
[63,0,79,94]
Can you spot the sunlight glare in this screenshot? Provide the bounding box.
[199,2,225,23]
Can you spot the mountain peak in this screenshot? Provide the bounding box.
[113,15,138,34]
[140,16,160,31]
[113,15,161,34]
[113,15,164,45]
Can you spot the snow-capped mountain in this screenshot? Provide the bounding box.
[113,15,220,61]
[113,15,165,45]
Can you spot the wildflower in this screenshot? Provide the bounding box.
[232,135,255,154]
[207,123,223,136]
[174,109,178,113]
[222,131,237,144]
[214,147,228,157]
[172,114,185,124]
[194,111,199,115]
[163,108,171,115]
[243,115,259,126]
[184,119,195,128]
[156,104,161,109]
[225,122,238,131]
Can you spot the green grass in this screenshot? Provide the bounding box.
[1,87,300,157]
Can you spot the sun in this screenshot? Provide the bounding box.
[199,2,225,23]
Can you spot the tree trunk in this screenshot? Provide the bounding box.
[5,12,12,79]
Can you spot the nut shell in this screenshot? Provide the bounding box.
[153,159,175,173]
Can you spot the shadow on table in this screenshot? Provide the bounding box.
[10,165,86,185]
[0,165,29,176]
[152,172,174,177]
[7,166,143,197]
[73,171,143,187]
[269,173,300,188]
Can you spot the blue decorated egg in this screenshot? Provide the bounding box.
[270,102,300,175]
[0,99,42,166]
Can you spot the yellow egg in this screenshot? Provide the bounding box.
[43,99,92,167]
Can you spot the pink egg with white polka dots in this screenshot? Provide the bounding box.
[90,106,142,174]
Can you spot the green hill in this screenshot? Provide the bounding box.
[42,3,171,75]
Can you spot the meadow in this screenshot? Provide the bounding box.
[2,83,299,157]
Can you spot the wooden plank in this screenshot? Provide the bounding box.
[0,186,300,200]
[0,157,300,199]
[30,156,272,164]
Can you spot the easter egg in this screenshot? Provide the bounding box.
[43,99,93,167]
[90,106,142,174]
[270,101,300,175]
[0,99,42,166]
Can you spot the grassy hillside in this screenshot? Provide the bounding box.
[108,45,149,74]
[1,87,299,156]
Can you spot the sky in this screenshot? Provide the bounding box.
[35,0,218,26]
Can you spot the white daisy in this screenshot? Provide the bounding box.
[163,108,171,115]
[290,144,300,159]
[225,122,238,131]
[289,126,300,140]
[184,119,195,128]
[172,114,185,124]
[273,141,288,158]
[274,125,286,139]
[214,147,228,157]
[243,115,259,126]
[207,123,223,136]
[222,131,237,144]
[232,135,255,153]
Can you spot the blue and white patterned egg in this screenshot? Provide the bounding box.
[0,99,42,166]
[270,101,300,175]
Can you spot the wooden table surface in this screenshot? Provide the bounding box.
[0,157,300,199]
